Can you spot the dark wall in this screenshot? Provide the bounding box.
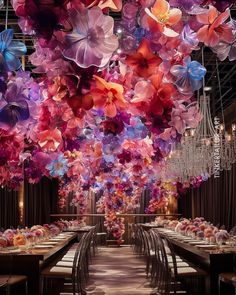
[0,187,19,229]
[24,177,58,226]
[178,163,236,231]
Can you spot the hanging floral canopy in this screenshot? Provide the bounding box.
[1,0,236,241]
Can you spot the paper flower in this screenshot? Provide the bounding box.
[145,0,182,37]
[126,39,162,78]
[170,101,202,134]
[169,0,203,12]
[197,6,233,47]
[38,128,62,151]
[91,75,126,117]
[170,57,206,94]
[212,41,236,61]
[13,0,68,40]
[63,7,118,68]
[0,29,26,71]
[212,19,236,61]
[46,153,68,177]
[202,0,236,12]
[83,0,122,11]
[0,82,30,128]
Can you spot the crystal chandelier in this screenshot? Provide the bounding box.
[162,47,236,183]
[164,95,216,183]
[163,99,236,183]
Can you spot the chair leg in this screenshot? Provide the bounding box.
[40,277,44,295]
[25,280,28,295]
[6,286,10,295]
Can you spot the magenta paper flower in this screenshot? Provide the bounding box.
[63,7,118,68]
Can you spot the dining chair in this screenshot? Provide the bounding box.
[40,233,87,295]
[0,275,28,295]
[149,229,182,295]
[219,272,236,295]
[162,236,206,295]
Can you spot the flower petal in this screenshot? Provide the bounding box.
[168,8,182,26]
[7,41,27,57]
[63,40,101,68]
[145,7,160,24]
[3,51,21,71]
[163,27,179,37]
[151,0,169,17]
[104,103,117,117]
[228,44,236,61]
[211,9,230,29]
[208,5,218,24]
[0,29,13,51]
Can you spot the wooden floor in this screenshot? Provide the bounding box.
[85,246,154,295]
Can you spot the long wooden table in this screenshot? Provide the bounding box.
[0,232,77,295]
[155,228,236,295]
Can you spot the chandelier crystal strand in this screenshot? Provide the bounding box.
[216,58,236,170]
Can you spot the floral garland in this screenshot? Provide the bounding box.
[0,0,235,240]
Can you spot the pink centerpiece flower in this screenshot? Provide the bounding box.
[3,229,15,246]
[63,7,118,68]
[215,230,230,245]
[0,236,8,248]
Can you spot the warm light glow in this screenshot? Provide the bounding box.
[232,124,236,132]
[226,134,232,142]
[190,129,195,137]
[220,124,224,132]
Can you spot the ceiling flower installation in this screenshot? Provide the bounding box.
[1,0,235,242]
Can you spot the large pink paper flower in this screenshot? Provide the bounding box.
[169,101,202,134]
[63,7,118,68]
[197,6,233,47]
[37,128,62,151]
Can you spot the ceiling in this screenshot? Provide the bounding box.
[0,1,235,121]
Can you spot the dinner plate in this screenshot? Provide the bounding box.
[188,241,207,245]
[0,248,21,254]
[40,241,58,245]
[197,244,217,248]
[34,245,54,248]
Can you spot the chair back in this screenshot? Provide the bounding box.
[150,230,171,295]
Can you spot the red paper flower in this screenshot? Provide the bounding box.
[126,39,162,78]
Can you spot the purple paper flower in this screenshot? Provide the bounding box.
[180,24,199,50]
[63,7,119,68]
[0,82,30,128]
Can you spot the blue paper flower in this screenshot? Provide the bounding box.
[0,29,27,71]
[46,154,68,177]
[170,57,206,94]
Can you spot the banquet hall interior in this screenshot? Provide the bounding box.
[0,0,236,294]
